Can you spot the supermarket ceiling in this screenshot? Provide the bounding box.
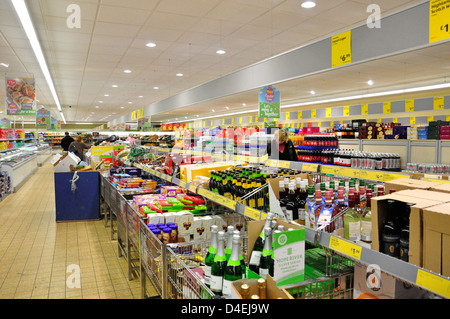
[0,0,446,125]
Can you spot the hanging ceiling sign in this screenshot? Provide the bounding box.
[259,85,281,118]
[6,77,36,116]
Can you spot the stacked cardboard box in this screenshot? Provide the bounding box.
[358,122,385,140]
[428,121,449,140]
[440,125,450,140]
[407,126,418,140]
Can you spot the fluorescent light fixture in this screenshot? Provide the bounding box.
[99,101,103,103]
[104,94,109,97]
[176,73,183,77]
[0,63,9,68]
[153,86,159,90]
[367,80,374,86]
[146,42,156,48]
[310,90,316,95]
[11,0,66,124]
[124,69,132,73]
[75,122,94,125]
[301,1,316,8]
[112,84,118,88]
[139,95,144,98]
[216,49,226,55]
[95,105,99,108]
[128,102,132,104]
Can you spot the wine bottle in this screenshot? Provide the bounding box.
[204,225,218,287]
[224,225,235,262]
[248,213,274,273]
[259,227,274,278]
[222,234,243,297]
[210,231,226,296]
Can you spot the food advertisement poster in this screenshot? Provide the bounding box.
[0,117,11,129]
[259,85,280,119]
[6,77,37,116]
[36,106,51,128]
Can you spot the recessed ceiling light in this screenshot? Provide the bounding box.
[99,101,103,103]
[124,69,132,73]
[95,105,99,108]
[367,80,374,86]
[112,84,118,88]
[310,90,316,95]
[120,106,125,109]
[146,42,156,48]
[0,63,9,68]
[128,102,132,104]
[176,73,183,77]
[216,49,226,55]
[153,86,159,90]
[196,115,199,117]
[242,103,246,106]
[301,1,316,9]
[212,109,215,112]
[225,106,229,110]
[104,94,109,97]
[138,95,144,98]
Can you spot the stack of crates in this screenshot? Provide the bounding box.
[418,126,428,140]
[428,121,449,140]
[440,125,450,140]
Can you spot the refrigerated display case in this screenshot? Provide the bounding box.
[0,148,38,192]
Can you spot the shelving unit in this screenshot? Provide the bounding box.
[126,150,450,299]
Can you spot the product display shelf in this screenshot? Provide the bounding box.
[0,149,38,193]
[132,161,450,299]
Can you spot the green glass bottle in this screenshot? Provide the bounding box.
[204,225,218,287]
[222,234,243,297]
[210,231,226,296]
[225,225,235,262]
[248,213,274,274]
[234,230,246,277]
[259,227,274,278]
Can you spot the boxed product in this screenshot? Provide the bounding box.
[147,213,164,226]
[353,262,428,299]
[422,202,450,277]
[161,185,186,197]
[51,152,81,172]
[429,182,450,194]
[176,211,194,236]
[371,190,450,267]
[384,178,442,193]
[110,167,142,176]
[192,216,208,241]
[230,276,293,299]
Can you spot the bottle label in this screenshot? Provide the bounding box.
[222,279,232,296]
[361,220,372,241]
[210,275,223,292]
[259,267,269,278]
[249,250,262,266]
[286,209,294,221]
[348,221,361,241]
[204,265,211,285]
[318,205,334,227]
[298,208,306,220]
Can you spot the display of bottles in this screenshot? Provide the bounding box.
[233,230,246,276]
[360,189,373,244]
[210,231,226,296]
[311,190,323,229]
[204,225,219,287]
[400,203,413,262]
[296,180,308,222]
[302,134,338,147]
[248,213,274,273]
[305,185,316,228]
[222,234,243,297]
[319,190,335,230]
[330,189,346,233]
[381,200,400,258]
[259,227,274,278]
[344,193,361,241]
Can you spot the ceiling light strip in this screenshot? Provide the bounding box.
[11,0,66,124]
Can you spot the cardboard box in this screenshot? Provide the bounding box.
[230,276,293,299]
[176,211,194,236]
[429,182,450,194]
[394,188,450,202]
[371,191,446,267]
[353,262,428,299]
[384,178,441,193]
[422,202,450,276]
[192,216,207,241]
[52,152,81,172]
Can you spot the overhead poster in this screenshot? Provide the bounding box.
[6,77,36,116]
[36,106,51,129]
[259,85,281,119]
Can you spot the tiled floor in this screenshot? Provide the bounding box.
[0,161,147,299]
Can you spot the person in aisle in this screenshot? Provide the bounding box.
[60,132,74,152]
[126,134,136,145]
[68,135,92,161]
[267,128,298,162]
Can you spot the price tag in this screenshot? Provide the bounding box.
[236,155,245,162]
[340,167,360,178]
[248,156,258,163]
[298,111,302,119]
[329,236,362,260]
[434,96,445,110]
[383,173,409,182]
[222,197,236,210]
[189,183,197,193]
[179,180,187,188]
[331,30,352,68]
[320,165,336,175]
[302,163,318,172]
[359,169,384,181]
[244,206,266,220]
[166,175,172,182]
[361,104,369,115]
[326,108,332,118]
[428,116,434,122]
[416,269,450,298]
[410,117,416,124]
[261,154,269,163]
[383,102,391,114]
[405,99,415,112]
[343,106,350,117]
[286,112,290,121]
[197,188,208,196]
[429,0,450,43]
[311,109,316,119]
[279,160,291,169]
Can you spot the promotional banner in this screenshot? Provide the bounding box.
[259,85,280,118]
[47,115,59,131]
[0,117,11,129]
[6,77,36,116]
[36,106,51,128]
[138,117,152,131]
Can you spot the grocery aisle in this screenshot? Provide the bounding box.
[0,161,146,299]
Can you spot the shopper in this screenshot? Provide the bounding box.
[60,132,74,152]
[126,134,136,145]
[68,135,92,161]
[267,128,298,162]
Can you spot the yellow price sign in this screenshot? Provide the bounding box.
[331,30,352,68]
[416,269,450,298]
[239,117,242,124]
[340,167,360,178]
[383,173,408,182]
[302,163,318,172]
[410,117,416,124]
[329,236,362,260]
[189,183,197,193]
[429,0,450,43]
[279,160,291,169]
[286,112,290,120]
[343,106,350,117]
[249,116,253,123]
[405,99,415,112]
[434,96,445,110]
[359,169,384,181]
[326,108,332,118]
[255,116,258,123]
[393,118,398,123]
[383,102,391,114]
[298,111,302,119]
[179,180,187,188]
[311,109,316,119]
[244,206,266,220]
[428,116,434,122]
[320,165,336,175]
[361,104,369,115]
